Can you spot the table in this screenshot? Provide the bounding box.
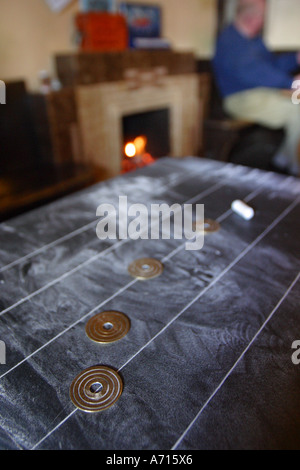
[0,157,299,450]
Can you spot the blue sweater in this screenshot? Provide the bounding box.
[213,25,298,98]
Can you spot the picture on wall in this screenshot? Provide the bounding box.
[119,3,162,47]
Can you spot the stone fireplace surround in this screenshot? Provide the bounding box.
[75,73,201,177]
[47,52,210,180]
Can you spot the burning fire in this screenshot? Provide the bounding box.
[123,135,156,173]
[124,143,136,158]
[124,136,147,158]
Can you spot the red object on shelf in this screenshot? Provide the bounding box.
[75,13,128,51]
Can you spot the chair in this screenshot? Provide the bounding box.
[202,69,284,168]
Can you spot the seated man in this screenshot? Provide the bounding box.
[213,0,300,176]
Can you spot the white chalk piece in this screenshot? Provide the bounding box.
[231,200,255,220]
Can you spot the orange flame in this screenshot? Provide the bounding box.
[125,143,136,158]
[124,136,147,158]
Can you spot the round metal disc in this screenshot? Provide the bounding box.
[193,219,220,235]
[86,311,131,344]
[70,366,123,413]
[128,258,164,280]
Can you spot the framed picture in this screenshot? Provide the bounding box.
[119,3,162,46]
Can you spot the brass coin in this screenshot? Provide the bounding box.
[86,311,131,344]
[128,258,164,280]
[193,219,220,235]
[70,366,123,413]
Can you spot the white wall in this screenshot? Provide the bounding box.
[265,0,300,50]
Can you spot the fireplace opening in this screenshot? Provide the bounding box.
[122,108,170,173]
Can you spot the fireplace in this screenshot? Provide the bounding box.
[75,73,202,177]
[123,108,170,158]
[121,108,170,173]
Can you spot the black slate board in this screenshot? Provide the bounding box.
[0,157,299,450]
